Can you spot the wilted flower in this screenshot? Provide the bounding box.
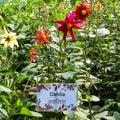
[55,12,83,41]
[30,48,38,62]
[0,27,19,50]
[75,3,91,20]
[33,28,50,46]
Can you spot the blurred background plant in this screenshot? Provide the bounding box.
[0,0,120,120]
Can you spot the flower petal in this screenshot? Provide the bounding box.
[36,29,42,34]
[55,20,65,24]
[72,24,82,29]
[57,24,67,32]
[68,29,76,40]
[69,12,75,23]
[72,20,83,24]
[44,28,48,34]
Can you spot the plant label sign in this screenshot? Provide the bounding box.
[36,83,77,111]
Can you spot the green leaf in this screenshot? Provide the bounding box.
[63,111,75,119]
[30,111,42,117]
[86,94,92,101]
[91,95,100,102]
[21,63,37,76]
[21,63,37,71]
[15,98,23,107]
[62,71,74,79]
[99,104,112,112]
[20,107,32,116]
[65,45,80,51]
[113,112,120,120]
[75,111,87,120]
[56,71,74,79]
[96,28,110,36]
[104,116,115,120]
[43,0,51,3]
[0,108,9,119]
[0,95,10,105]
[55,0,64,4]
[7,24,15,30]
[20,107,42,117]
[0,0,8,7]
[26,101,36,107]
[17,75,29,84]
[107,81,120,87]
[94,111,108,119]
[0,84,11,93]
[85,82,91,89]
[0,103,8,119]
[18,1,26,10]
[49,43,60,51]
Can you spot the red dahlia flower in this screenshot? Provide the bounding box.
[33,28,50,46]
[55,12,83,41]
[30,48,37,62]
[75,3,91,20]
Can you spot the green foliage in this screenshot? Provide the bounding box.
[0,0,120,119]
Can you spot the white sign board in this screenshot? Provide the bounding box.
[36,83,77,111]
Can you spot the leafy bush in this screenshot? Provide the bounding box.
[0,0,120,119]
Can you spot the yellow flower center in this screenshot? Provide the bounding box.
[67,23,72,29]
[81,10,86,15]
[41,34,46,40]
